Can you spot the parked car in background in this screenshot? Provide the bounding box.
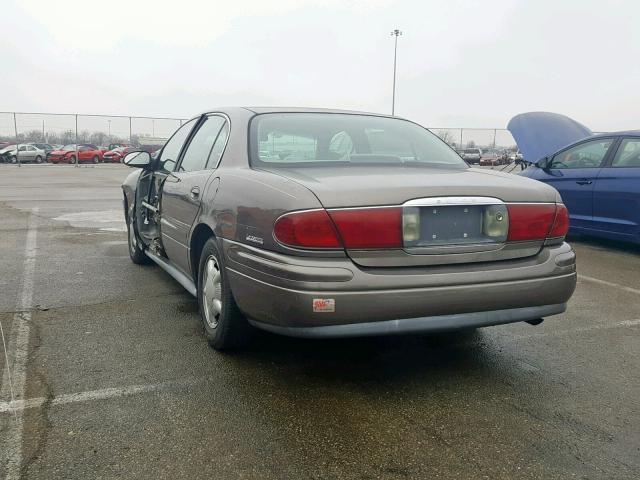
[2,144,47,163]
[28,143,55,159]
[0,144,16,162]
[461,148,482,164]
[479,151,504,166]
[108,143,130,151]
[510,112,640,244]
[48,144,104,164]
[103,146,138,163]
[121,107,576,350]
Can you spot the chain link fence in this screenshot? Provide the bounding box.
[0,112,186,166]
[0,111,519,168]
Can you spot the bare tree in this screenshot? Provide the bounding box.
[436,130,457,147]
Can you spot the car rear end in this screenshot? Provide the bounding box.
[103,149,122,163]
[224,112,576,337]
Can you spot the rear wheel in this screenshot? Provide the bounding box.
[197,238,250,350]
[35,155,43,164]
[92,155,99,164]
[127,206,151,265]
[10,156,17,164]
[69,155,76,165]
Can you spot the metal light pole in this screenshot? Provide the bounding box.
[108,119,111,140]
[390,29,403,116]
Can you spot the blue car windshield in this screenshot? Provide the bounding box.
[250,113,467,169]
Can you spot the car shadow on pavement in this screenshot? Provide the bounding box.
[226,328,493,386]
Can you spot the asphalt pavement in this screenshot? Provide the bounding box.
[0,163,638,479]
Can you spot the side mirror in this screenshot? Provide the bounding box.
[123,151,152,169]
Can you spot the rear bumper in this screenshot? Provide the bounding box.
[224,239,577,336]
[250,303,567,338]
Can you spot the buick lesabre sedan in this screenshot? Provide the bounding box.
[122,108,576,350]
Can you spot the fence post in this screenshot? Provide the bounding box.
[13,113,20,167]
[459,129,463,149]
[75,114,79,168]
[493,129,497,149]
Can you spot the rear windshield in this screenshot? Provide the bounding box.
[250,113,467,169]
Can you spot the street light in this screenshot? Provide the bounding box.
[390,29,403,116]
[108,119,111,139]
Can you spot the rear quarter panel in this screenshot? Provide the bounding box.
[199,166,343,257]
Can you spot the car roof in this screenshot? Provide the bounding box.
[591,130,640,139]
[198,106,393,118]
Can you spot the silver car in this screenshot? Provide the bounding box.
[5,144,47,163]
[122,108,576,350]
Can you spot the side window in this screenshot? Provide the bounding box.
[159,119,197,172]
[611,138,640,168]
[207,122,229,168]
[18,145,27,151]
[551,139,612,169]
[178,116,225,172]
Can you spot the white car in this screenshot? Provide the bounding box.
[462,148,483,164]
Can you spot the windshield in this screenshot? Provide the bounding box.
[250,113,467,169]
[62,144,77,151]
[464,149,480,154]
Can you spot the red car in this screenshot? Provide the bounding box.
[102,146,138,163]
[48,144,104,164]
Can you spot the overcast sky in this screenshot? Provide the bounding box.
[1,0,639,131]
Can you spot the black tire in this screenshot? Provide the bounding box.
[35,155,43,164]
[197,237,251,350]
[126,206,151,265]
[10,156,17,164]
[69,155,77,165]
[92,155,99,164]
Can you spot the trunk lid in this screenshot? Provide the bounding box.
[265,166,557,207]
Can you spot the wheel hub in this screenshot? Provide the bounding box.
[202,255,222,329]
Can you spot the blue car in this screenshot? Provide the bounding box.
[509,112,640,244]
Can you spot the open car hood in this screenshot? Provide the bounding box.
[507,112,592,163]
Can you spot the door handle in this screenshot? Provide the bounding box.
[190,186,201,199]
[575,180,593,185]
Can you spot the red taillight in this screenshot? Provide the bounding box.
[273,207,403,250]
[273,210,342,249]
[328,207,402,248]
[507,203,568,241]
[549,204,570,238]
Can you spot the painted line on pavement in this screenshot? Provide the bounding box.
[578,274,640,295]
[0,378,198,414]
[507,318,640,341]
[0,208,38,480]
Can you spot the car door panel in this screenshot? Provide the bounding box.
[592,138,640,240]
[532,167,600,228]
[159,115,227,275]
[532,138,615,230]
[161,171,216,273]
